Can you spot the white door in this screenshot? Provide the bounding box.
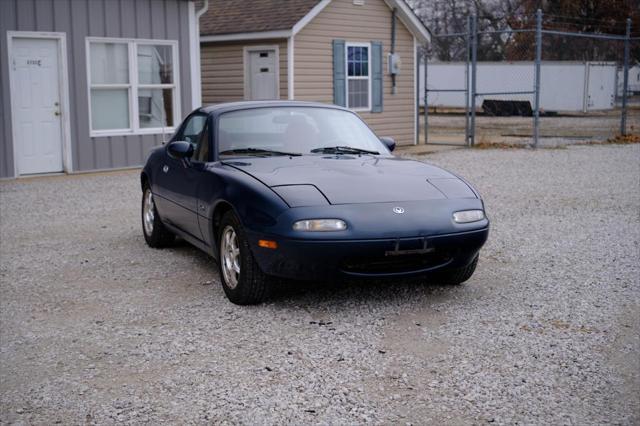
[248,49,278,100]
[11,38,64,175]
[586,63,616,111]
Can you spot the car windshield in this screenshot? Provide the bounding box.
[217,107,389,156]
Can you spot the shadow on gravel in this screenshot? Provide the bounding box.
[165,237,211,261]
[157,237,462,307]
[267,276,458,307]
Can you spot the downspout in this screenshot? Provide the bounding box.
[391,7,397,94]
[196,0,209,21]
[193,0,209,108]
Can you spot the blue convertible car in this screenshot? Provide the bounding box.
[141,101,489,304]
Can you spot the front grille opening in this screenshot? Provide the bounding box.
[341,251,452,274]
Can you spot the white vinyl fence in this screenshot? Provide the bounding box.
[420,61,617,112]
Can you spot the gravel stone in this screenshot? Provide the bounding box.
[1,144,639,424]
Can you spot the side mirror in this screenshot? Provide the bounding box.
[380,136,396,152]
[167,140,194,160]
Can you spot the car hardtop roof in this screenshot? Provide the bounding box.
[199,100,352,116]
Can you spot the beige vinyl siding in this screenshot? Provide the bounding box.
[201,39,288,104]
[294,0,416,145]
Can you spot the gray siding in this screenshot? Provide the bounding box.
[0,0,194,178]
[294,0,417,147]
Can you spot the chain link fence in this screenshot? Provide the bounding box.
[419,10,639,147]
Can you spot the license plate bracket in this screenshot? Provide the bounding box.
[385,238,434,256]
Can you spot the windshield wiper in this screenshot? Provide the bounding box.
[219,148,301,157]
[310,146,379,155]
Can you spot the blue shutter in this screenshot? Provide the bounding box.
[332,39,346,107]
[371,41,383,113]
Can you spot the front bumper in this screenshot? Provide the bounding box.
[246,226,489,280]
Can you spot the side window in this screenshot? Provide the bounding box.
[194,123,210,162]
[180,114,207,147]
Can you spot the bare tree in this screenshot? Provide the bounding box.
[515,0,640,62]
[409,0,639,62]
[409,0,529,61]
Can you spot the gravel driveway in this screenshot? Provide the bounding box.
[1,144,639,424]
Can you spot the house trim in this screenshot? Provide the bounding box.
[188,1,200,109]
[291,0,332,35]
[413,36,418,145]
[6,31,74,176]
[201,30,292,43]
[287,36,294,99]
[190,0,209,109]
[243,45,281,100]
[192,0,209,109]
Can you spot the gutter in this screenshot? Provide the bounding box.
[201,30,292,43]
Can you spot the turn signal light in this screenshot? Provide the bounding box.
[258,239,278,249]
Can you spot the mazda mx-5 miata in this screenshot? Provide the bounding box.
[141,101,489,304]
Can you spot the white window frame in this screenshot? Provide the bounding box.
[86,37,180,137]
[345,42,372,112]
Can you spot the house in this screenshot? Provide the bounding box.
[0,0,208,178]
[199,0,430,147]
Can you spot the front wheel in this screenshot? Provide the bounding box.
[433,255,479,285]
[141,185,175,248]
[218,211,270,305]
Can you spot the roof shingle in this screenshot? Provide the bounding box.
[199,0,321,37]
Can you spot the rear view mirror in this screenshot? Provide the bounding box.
[380,136,396,152]
[167,141,194,159]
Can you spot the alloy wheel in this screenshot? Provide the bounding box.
[143,189,155,235]
[220,225,241,289]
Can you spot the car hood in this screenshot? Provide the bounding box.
[222,155,477,205]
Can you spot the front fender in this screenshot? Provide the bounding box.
[140,146,164,190]
[198,162,290,255]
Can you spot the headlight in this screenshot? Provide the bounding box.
[453,210,485,223]
[293,219,347,232]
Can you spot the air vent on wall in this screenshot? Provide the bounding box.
[353,0,365,5]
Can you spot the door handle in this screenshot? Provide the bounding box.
[54,111,61,116]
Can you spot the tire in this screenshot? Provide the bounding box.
[433,255,479,285]
[141,185,175,248]
[217,211,270,305]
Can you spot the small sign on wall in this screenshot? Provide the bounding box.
[13,57,46,69]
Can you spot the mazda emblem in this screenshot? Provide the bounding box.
[393,207,405,214]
